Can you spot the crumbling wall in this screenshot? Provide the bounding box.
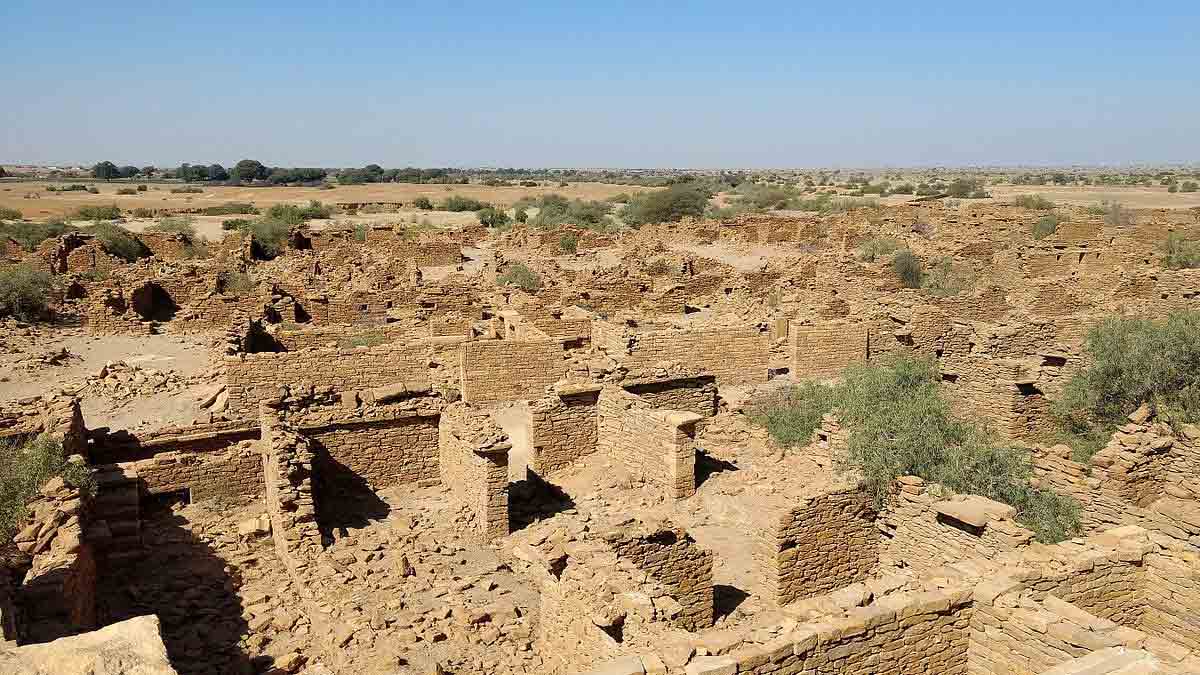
[596,321,769,385]
[878,477,1034,575]
[603,523,714,630]
[459,338,565,404]
[622,375,717,417]
[306,414,440,490]
[124,443,262,501]
[224,343,432,418]
[1142,550,1200,652]
[755,487,878,605]
[528,383,600,478]
[789,321,868,380]
[597,386,700,500]
[438,403,510,541]
[260,416,323,575]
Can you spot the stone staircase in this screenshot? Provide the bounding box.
[88,465,143,564]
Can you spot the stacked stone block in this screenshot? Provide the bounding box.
[594,320,768,386]
[597,386,701,501]
[528,383,600,478]
[788,321,868,381]
[459,338,565,404]
[438,403,510,541]
[260,415,323,575]
[603,523,714,631]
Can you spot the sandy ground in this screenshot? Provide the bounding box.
[986,184,1200,210]
[0,329,219,431]
[0,180,654,221]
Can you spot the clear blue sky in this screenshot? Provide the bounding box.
[2,1,1197,168]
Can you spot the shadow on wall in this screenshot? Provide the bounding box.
[714,584,750,622]
[509,469,576,533]
[130,282,178,323]
[696,448,738,489]
[96,506,252,675]
[312,448,391,537]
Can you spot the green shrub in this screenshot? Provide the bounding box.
[0,435,96,542]
[116,188,138,196]
[145,216,196,238]
[264,201,331,225]
[169,186,203,194]
[86,223,150,261]
[1181,181,1198,193]
[74,204,122,221]
[241,219,290,257]
[1032,214,1060,239]
[201,202,258,216]
[137,184,148,192]
[477,206,511,228]
[1087,200,1132,226]
[131,207,154,218]
[921,258,972,297]
[559,231,579,254]
[623,184,711,226]
[1052,312,1200,462]
[353,222,368,242]
[497,263,541,292]
[947,178,989,199]
[412,196,434,210]
[0,207,22,221]
[0,220,73,251]
[217,270,255,294]
[0,264,53,320]
[442,195,489,212]
[222,218,253,231]
[893,249,922,288]
[1162,232,1200,269]
[855,237,900,262]
[514,207,528,223]
[748,355,1081,542]
[1013,194,1055,210]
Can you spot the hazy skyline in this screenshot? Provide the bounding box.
[3,1,1198,168]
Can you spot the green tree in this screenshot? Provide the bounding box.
[92,161,119,180]
[208,164,229,181]
[477,206,510,228]
[118,165,139,179]
[623,184,711,226]
[232,159,268,183]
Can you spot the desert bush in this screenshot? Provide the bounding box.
[87,187,99,194]
[623,184,710,226]
[0,264,53,320]
[169,186,204,194]
[855,237,900,262]
[893,249,922,288]
[263,200,331,225]
[947,178,989,199]
[0,220,73,251]
[514,207,528,223]
[0,434,96,542]
[477,206,510,228]
[353,222,369,242]
[86,223,150,261]
[146,216,196,238]
[1181,181,1198,193]
[890,183,915,195]
[442,195,488,212]
[748,355,1081,542]
[1086,200,1132,226]
[1162,233,1200,270]
[131,207,154,218]
[1013,194,1055,210]
[559,231,579,254]
[497,263,541,292]
[116,187,138,195]
[201,202,258,216]
[217,270,255,294]
[222,218,253,231]
[239,219,290,257]
[0,206,24,221]
[734,183,799,210]
[74,204,122,221]
[1032,214,1060,239]
[412,196,434,210]
[137,184,147,192]
[921,257,972,297]
[1052,312,1200,462]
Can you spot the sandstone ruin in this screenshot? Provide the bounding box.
[2,200,1199,675]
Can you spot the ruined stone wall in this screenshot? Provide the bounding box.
[755,487,878,605]
[878,477,1034,575]
[528,385,599,478]
[1142,550,1200,652]
[605,525,714,631]
[788,321,868,381]
[597,386,699,500]
[459,338,565,404]
[260,417,323,575]
[125,443,263,501]
[305,414,440,490]
[136,232,193,260]
[969,594,1113,675]
[224,343,432,418]
[596,322,768,385]
[438,403,509,541]
[622,375,717,417]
